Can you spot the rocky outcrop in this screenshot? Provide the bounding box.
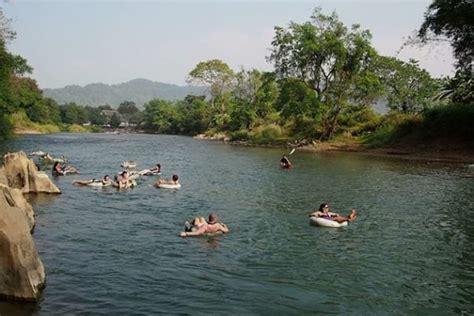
[3,151,60,194]
[0,183,45,301]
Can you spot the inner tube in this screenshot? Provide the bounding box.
[139,169,161,176]
[73,180,111,187]
[87,182,111,187]
[309,216,348,228]
[157,183,181,189]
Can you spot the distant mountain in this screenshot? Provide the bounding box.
[42,78,206,107]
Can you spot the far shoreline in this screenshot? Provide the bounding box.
[12,130,474,164]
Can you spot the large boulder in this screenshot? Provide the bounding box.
[3,151,60,194]
[0,167,7,186]
[0,183,45,301]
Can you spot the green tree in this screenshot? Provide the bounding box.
[254,72,279,120]
[187,59,234,111]
[117,101,139,119]
[374,56,440,113]
[109,112,121,128]
[418,0,473,103]
[85,106,107,125]
[60,103,88,125]
[175,95,211,134]
[143,99,178,134]
[269,8,382,140]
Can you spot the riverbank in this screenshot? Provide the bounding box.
[195,134,474,164]
[299,141,474,164]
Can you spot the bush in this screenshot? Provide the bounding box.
[421,103,474,140]
[66,124,89,133]
[362,112,421,147]
[249,124,288,144]
[9,110,61,134]
[229,129,250,141]
[0,113,13,140]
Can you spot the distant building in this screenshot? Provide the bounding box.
[100,110,120,119]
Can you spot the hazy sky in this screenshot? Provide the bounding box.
[3,1,454,89]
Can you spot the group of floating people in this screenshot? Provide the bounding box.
[29,150,358,237]
[69,163,180,189]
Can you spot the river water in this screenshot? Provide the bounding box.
[0,133,473,315]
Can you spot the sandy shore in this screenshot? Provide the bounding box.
[14,129,45,135]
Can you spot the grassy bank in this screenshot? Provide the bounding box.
[362,103,474,147]
[10,111,102,135]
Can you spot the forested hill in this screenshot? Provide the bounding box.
[43,78,206,107]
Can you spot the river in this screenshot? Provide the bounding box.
[0,133,473,315]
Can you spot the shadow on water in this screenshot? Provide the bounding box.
[0,133,473,315]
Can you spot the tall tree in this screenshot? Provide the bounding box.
[143,99,178,134]
[374,56,440,113]
[117,101,139,116]
[187,59,234,111]
[418,0,473,103]
[269,8,382,140]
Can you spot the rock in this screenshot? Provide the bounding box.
[2,185,35,232]
[3,151,61,194]
[0,183,45,301]
[0,167,7,186]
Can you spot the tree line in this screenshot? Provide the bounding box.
[140,5,471,144]
[1,3,472,144]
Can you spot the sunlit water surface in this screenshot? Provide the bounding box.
[0,133,473,315]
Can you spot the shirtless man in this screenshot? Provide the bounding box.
[73,175,114,186]
[118,171,131,189]
[180,213,229,237]
[310,203,357,223]
[155,174,179,187]
[52,162,79,176]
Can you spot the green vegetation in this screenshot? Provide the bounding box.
[1,2,472,151]
[138,5,472,149]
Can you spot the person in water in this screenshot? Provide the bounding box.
[180,213,229,237]
[52,161,79,176]
[117,171,131,189]
[150,164,161,174]
[156,174,179,186]
[140,163,161,176]
[280,155,291,168]
[310,203,357,223]
[73,175,114,186]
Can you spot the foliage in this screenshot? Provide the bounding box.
[421,103,474,140]
[117,101,139,123]
[66,124,89,133]
[84,106,107,125]
[143,99,178,134]
[187,59,234,110]
[419,0,473,72]
[373,56,441,113]
[418,0,473,104]
[362,112,421,147]
[59,103,88,125]
[9,110,61,134]
[175,95,211,135]
[109,112,122,128]
[268,8,382,140]
[249,124,288,144]
[445,71,474,104]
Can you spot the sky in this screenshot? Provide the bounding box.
[3,0,454,89]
